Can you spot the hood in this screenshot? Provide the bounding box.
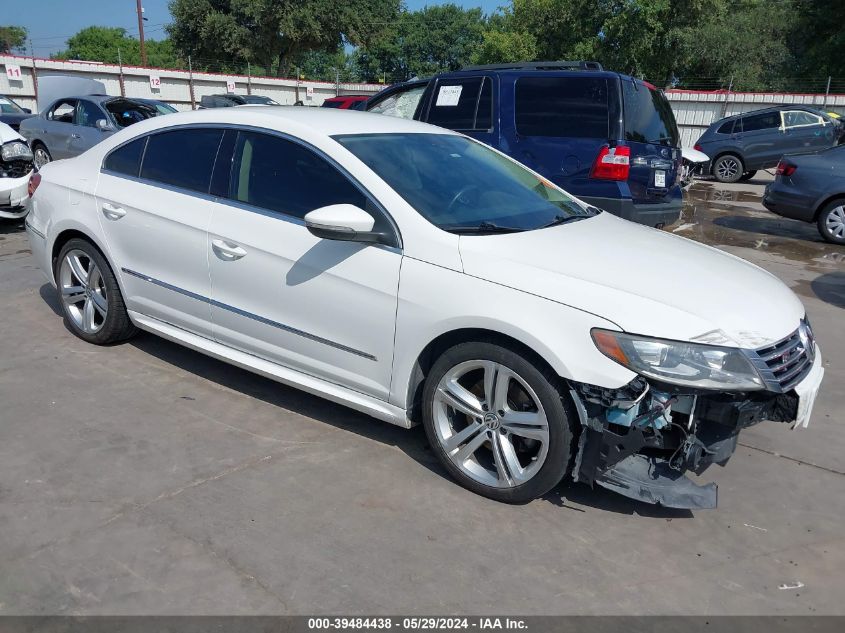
[0,121,26,144]
[458,212,804,348]
[0,112,33,128]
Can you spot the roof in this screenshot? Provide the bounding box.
[109,105,456,138]
[720,104,827,120]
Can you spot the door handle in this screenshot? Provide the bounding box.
[211,239,247,260]
[70,133,81,139]
[101,203,127,220]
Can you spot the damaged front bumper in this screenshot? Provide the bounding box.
[568,349,823,509]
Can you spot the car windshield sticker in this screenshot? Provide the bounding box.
[436,85,462,107]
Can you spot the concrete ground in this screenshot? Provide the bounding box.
[0,176,843,615]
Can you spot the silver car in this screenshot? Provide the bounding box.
[19,96,168,169]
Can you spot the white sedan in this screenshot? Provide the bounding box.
[24,108,824,507]
[0,121,34,219]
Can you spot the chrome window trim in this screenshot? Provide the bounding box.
[99,122,403,250]
[121,267,377,361]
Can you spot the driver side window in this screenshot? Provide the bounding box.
[368,86,426,119]
[782,110,824,129]
[75,100,105,127]
[48,100,76,123]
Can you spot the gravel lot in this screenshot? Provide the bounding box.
[0,175,843,615]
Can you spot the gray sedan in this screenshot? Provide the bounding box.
[19,96,168,169]
[763,144,845,244]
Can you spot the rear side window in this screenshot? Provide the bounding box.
[717,121,735,134]
[515,77,609,138]
[623,81,679,145]
[427,77,492,131]
[229,131,368,219]
[103,138,146,177]
[741,112,780,132]
[140,128,223,193]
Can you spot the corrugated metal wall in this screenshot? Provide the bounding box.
[0,55,384,112]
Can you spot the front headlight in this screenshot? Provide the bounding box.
[1,141,33,162]
[592,329,764,391]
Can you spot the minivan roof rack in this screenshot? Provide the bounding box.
[459,61,604,72]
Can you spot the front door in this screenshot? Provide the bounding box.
[69,99,110,157]
[780,110,837,155]
[96,127,226,337]
[207,130,402,400]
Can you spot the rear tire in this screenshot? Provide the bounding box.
[422,341,576,504]
[712,154,743,183]
[817,200,845,245]
[54,238,138,344]
[738,170,757,182]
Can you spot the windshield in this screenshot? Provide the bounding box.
[623,81,680,146]
[0,96,25,114]
[334,133,596,233]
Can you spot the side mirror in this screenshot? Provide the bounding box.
[304,204,382,243]
[22,108,31,114]
[95,118,112,131]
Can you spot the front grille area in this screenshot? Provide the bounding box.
[0,159,33,179]
[752,324,815,392]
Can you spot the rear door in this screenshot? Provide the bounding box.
[735,111,782,168]
[621,78,680,204]
[422,75,496,146]
[96,127,225,337]
[503,74,612,194]
[43,99,78,159]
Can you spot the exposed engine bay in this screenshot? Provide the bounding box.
[568,377,799,509]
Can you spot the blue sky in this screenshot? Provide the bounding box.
[7,0,505,57]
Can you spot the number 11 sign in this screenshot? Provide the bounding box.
[5,65,22,81]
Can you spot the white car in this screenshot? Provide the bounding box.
[24,108,824,508]
[0,121,34,219]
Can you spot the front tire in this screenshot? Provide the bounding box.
[712,154,743,183]
[422,341,576,503]
[55,238,138,344]
[817,200,845,244]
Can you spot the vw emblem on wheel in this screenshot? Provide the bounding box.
[484,412,501,430]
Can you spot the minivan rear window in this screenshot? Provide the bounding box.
[623,81,679,146]
[515,77,609,138]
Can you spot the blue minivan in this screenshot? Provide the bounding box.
[365,61,683,227]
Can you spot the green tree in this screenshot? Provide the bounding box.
[0,26,27,54]
[52,26,179,68]
[356,4,486,83]
[167,0,400,76]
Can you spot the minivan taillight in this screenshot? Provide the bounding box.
[776,160,796,177]
[28,172,41,197]
[590,145,630,181]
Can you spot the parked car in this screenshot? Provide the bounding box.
[0,94,35,131]
[25,108,823,508]
[19,95,161,169]
[695,106,845,183]
[0,121,34,219]
[199,94,280,108]
[366,62,683,227]
[321,95,369,110]
[763,145,845,244]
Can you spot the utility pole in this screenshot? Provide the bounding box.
[136,0,147,67]
[117,48,126,96]
[29,39,39,107]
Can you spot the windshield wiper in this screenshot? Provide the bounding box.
[447,221,525,234]
[540,215,587,229]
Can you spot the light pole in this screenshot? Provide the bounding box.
[136,0,147,67]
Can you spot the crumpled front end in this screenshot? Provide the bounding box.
[568,328,823,510]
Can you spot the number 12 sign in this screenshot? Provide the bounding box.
[149,76,162,89]
[5,65,22,81]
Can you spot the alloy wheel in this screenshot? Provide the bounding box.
[432,360,550,488]
[33,147,51,170]
[824,205,845,240]
[716,157,740,181]
[59,249,108,334]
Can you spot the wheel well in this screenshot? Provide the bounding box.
[51,230,103,280]
[813,194,845,221]
[405,328,562,423]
